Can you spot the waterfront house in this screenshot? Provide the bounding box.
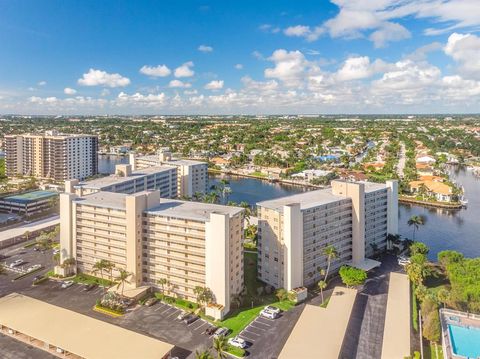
[409,180,453,202]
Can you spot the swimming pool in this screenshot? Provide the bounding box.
[448,324,480,358]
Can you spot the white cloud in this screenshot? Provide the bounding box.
[174,62,195,78]
[444,32,480,79]
[264,49,312,87]
[140,65,171,77]
[259,24,280,33]
[252,51,264,60]
[169,79,191,88]
[116,92,167,107]
[369,22,410,48]
[198,45,213,53]
[235,64,244,70]
[101,89,110,97]
[284,1,480,47]
[336,56,389,81]
[78,68,130,87]
[184,89,198,95]
[64,87,77,95]
[204,80,224,90]
[37,81,47,86]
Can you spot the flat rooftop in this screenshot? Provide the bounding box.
[76,166,175,190]
[2,190,58,204]
[257,188,343,212]
[74,191,131,210]
[279,287,357,359]
[257,180,388,212]
[137,154,206,166]
[146,198,243,221]
[381,272,411,359]
[0,293,174,359]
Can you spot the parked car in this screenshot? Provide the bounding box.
[213,327,229,338]
[9,259,24,268]
[228,336,247,349]
[398,256,411,266]
[264,305,281,315]
[145,298,158,307]
[177,311,189,321]
[27,264,41,272]
[61,280,74,289]
[183,314,199,324]
[260,308,278,319]
[84,283,98,292]
[205,327,217,335]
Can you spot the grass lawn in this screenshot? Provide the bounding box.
[72,273,114,287]
[154,293,199,312]
[424,342,443,359]
[250,171,267,178]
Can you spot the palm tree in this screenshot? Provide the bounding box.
[322,245,338,283]
[212,335,228,359]
[0,263,6,275]
[239,201,251,224]
[116,269,132,296]
[437,288,450,308]
[104,260,115,283]
[157,278,169,296]
[195,349,213,359]
[93,259,109,292]
[24,230,31,242]
[318,280,327,305]
[408,215,425,240]
[194,286,214,310]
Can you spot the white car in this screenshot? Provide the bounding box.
[213,327,229,339]
[264,305,281,315]
[260,309,278,319]
[9,259,24,268]
[61,280,74,289]
[27,264,41,272]
[228,336,247,349]
[398,257,411,266]
[53,249,60,255]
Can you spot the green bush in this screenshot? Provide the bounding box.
[412,284,419,331]
[33,276,48,285]
[227,345,245,357]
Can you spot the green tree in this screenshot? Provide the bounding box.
[157,278,169,296]
[410,242,429,257]
[322,245,339,283]
[195,349,214,359]
[408,215,425,240]
[318,280,327,305]
[437,288,450,308]
[339,266,367,288]
[212,335,228,359]
[115,269,132,296]
[193,286,215,309]
[275,288,288,302]
[93,259,110,292]
[423,310,441,343]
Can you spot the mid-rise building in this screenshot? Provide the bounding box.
[129,148,208,198]
[5,130,98,181]
[67,164,178,199]
[256,180,398,290]
[59,189,244,319]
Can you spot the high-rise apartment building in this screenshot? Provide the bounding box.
[129,148,208,198]
[60,189,244,319]
[5,130,98,181]
[256,180,398,290]
[67,164,178,199]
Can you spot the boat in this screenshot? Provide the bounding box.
[460,196,468,207]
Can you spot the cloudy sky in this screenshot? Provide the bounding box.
[1,0,480,115]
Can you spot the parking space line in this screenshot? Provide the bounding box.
[239,334,256,342]
[187,319,201,327]
[254,319,273,326]
[247,324,267,332]
[166,310,180,319]
[194,321,208,331]
[154,305,164,312]
[159,307,173,315]
[242,328,261,336]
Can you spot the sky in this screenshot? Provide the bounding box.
[0,0,480,115]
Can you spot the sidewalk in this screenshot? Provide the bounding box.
[0,215,59,247]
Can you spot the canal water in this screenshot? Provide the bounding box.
[99,155,480,259]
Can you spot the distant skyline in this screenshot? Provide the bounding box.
[0,0,479,115]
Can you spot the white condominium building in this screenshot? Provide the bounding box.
[67,164,178,199]
[129,148,208,198]
[5,130,98,181]
[256,180,398,290]
[60,189,244,319]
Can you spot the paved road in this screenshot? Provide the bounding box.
[397,142,406,178]
[0,215,59,243]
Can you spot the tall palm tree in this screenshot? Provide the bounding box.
[93,259,109,293]
[318,280,327,305]
[213,335,228,359]
[408,215,425,240]
[157,278,169,296]
[104,260,115,283]
[116,269,132,296]
[322,245,338,283]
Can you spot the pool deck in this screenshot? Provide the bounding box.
[441,308,480,359]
